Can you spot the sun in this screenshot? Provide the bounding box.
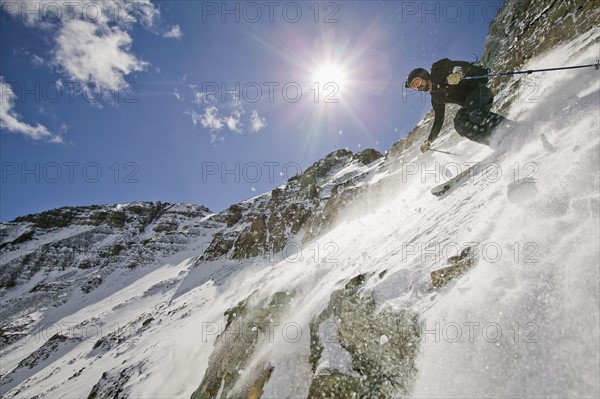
[311,62,349,88]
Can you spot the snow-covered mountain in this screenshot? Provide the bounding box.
[1,1,599,397]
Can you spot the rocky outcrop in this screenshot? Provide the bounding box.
[190,291,294,399]
[198,148,385,261]
[430,246,477,288]
[188,276,418,399]
[87,363,146,399]
[481,0,599,112]
[352,148,384,165]
[308,273,420,398]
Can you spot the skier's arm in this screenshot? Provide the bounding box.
[427,101,445,143]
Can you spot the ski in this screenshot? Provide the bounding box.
[431,133,554,198]
[431,163,482,197]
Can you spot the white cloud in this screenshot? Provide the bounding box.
[0,1,161,30]
[173,89,182,101]
[249,110,267,132]
[189,104,266,138]
[53,20,148,89]
[0,77,62,143]
[0,0,180,144]
[187,106,230,143]
[164,25,182,39]
[1,0,176,91]
[192,91,204,104]
[188,106,245,133]
[184,86,267,139]
[184,92,267,142]
[132,0,161,30]
[192,90,218,106]
[224,110,243,133]
[199,106,224,131]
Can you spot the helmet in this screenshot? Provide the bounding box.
[405,68,431,88]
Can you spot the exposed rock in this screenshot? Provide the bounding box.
[293,149,353,190]
[344,273,367,290]
[200,231,236,261]
[81,274,103,293]
[153,221,178,233]
[481,0,599,113]
[199,151,358,261]
[191,292,295,399]
[431,246,477,288]
[447,245,475,265]
[352,148,383,165]
[87,363,145,399]
[224,204,244,227]
[309,274,420,398]
[142,317,155,327]
[306,369,364,399]
[231,215,267,259]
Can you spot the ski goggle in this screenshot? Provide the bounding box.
[408,77,425,90]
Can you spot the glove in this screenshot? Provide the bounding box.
[420,140,431,153]
[447,71,464,85]
[447,66,464,85]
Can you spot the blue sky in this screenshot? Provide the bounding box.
[0,0,505,221]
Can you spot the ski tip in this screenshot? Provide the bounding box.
[431,186,449,197]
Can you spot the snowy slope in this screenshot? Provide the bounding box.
[1,26,599,399]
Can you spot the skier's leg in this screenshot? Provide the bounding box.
[470,110,509,131]
[454,109,494,145]
[456,85,512,144]
[453,108,475,139]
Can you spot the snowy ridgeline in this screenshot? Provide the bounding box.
[1,32,600,399]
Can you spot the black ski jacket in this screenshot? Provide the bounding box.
[427,58,489,142]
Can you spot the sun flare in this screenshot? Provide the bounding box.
[311,62,349,88]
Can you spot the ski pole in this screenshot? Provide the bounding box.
[462,59,600,81]
[430,148,461,156]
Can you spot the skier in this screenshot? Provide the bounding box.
[405,59,509,153]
